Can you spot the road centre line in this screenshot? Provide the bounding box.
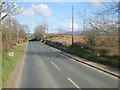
[51,61,61,71]
[67,78,80,89]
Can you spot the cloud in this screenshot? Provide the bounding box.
[89,0,103,7]
[4,0,119,2]
[58,14,71,20]
[58,14,66,19]
[32,4,52,17]
[21,8,35,17]
[20,4,52,17]
[60,23,81,32]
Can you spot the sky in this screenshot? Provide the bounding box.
[13,2,106,34]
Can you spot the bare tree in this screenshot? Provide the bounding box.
[2,16,26,51]
[34,25,46,40]
[77,2,118,55]
[86,15,117,46]
[0,2,21,21]
[96,2,118,16]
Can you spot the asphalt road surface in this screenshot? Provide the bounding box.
[18,41,118,88]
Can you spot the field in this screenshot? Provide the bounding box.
[46,34,86,46]
[45,34,118,56]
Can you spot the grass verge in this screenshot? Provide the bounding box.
[44,40,120,68]
[67,46,120,68]
[2,45,25,88]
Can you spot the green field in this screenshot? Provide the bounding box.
[2,45,25,88]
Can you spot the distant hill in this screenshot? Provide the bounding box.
[64,31,82,34]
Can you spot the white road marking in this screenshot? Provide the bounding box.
[71,59,118,79]
[46,44,118,79]
[51,61,61,71]
[67,78,80,89]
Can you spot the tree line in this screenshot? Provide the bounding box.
[0,2,27,52]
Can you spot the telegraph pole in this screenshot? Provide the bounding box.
[17,25,19,44]
[47,27,48,36]
[59,25,61,34]
[72,6,74,45]
[47,27,48,35]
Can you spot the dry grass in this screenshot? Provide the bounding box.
[46,34,118,56]
[2,38,27,52]
[46,34,86,45]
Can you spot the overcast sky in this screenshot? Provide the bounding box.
[13,1,110,33]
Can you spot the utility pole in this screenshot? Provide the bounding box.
[72,6,74,45]
[9,17,11,48]
[17,25,19,44]
[47,27,48,34]
[27,29,30,43]
[46,26,48,36]
[59,25,61,34]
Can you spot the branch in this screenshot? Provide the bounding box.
[1,14,8,21]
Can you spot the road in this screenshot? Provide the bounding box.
[18,41,118,88]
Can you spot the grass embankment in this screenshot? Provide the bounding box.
[2,45,25,88]
[67,47,119,67]
[44,40,120,68]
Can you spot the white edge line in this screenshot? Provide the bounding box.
[67,78,80,89]
[45,44,118,79]
[51,61,61,71]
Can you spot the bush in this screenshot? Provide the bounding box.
[43,40,119,68]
